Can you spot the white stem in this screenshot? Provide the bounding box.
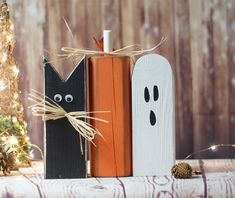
[103,30,112,53]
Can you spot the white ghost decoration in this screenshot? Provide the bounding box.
[132,54,175,176]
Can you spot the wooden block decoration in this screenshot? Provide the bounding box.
[132,54,175,176]
[43,57,87,179]
[88,55,132,177]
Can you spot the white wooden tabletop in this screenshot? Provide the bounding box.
[0,159,235,197]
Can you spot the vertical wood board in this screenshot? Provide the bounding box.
[89,55,132,177]
[132,54,175,176]
[44,58,87,179]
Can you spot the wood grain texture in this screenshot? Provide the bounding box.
[44,58,87,179]
[1,159,235,197]
[174,0,193,159]
[88,56,132,177]
[5,0,235,159]
[227,0,235,158]
[132,54,175,176]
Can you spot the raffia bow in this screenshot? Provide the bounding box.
[60,37,166,58]
[28,90,108,153]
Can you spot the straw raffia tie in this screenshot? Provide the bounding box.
[28,90,108,153]
[60,37,166,58]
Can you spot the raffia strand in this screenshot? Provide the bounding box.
[60,37,166,58]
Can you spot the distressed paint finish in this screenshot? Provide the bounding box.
[89,56,132,177]
[44,58,87,179]
[6,0,235,159]
[132,54,175,176]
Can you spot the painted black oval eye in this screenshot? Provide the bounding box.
[65,94,73,103]
[150,110,156,126]
[144,87,150,102]
[153,85,159,101]
[54,94,62,102]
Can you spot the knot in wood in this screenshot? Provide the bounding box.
[171,162,193,179]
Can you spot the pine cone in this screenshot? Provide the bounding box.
[171,162,193,179]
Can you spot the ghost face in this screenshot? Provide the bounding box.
[132,54,175,176]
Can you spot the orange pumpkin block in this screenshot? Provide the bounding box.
[88,55,132,177]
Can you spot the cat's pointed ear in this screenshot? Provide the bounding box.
[42,55,48,65]
[66,57,85,82]
[43,56,63,83]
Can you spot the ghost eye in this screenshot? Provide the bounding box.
[144,87,150,102]
[54,94,62,102]
[153,85,159,101]
[65,94,73,103]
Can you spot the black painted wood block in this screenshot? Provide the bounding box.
[43,57,87,179]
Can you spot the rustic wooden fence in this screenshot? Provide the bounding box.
[7,0,235,159]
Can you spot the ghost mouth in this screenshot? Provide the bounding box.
[150,110,156,126]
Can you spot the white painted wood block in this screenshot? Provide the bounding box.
[132,54,175,176]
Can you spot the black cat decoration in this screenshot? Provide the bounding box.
[43,57,86,179]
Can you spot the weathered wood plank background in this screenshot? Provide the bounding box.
[6,0,235,159]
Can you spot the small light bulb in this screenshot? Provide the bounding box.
[29,150,34,159]
[2,53,7,63]
[1,136,6,141]
[10,24,14,30]
[12,116,17,123]
[14,93,18,99]
[12,103,17,108]
[12,66,19,75]
[15,158,20,164]
[10,136,18,145]
[6,34,13,42]
[210,145,217,151]
[0,80,6,91]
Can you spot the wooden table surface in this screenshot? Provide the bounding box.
[0,159,235,198]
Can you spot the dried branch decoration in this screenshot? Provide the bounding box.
[28,90,108,153]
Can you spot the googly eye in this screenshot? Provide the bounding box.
[54,94,62,102]
[65,94,73,103]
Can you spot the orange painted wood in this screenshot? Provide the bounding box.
[88,56,132,177]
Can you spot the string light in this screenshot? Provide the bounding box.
[184,144,235,159]
[1,136,6,141]
[1,52,7,62]
[0,2,34,175]
[172,144,235,178]
[12,116,17,123]
[9,136,18,145]
[29,150,34,159]
[12,103,17,108]
[0,79,6,91]
[210,145,217,151]
[9,24,13,30]
[12,65,19,75]
[6,34,13,42]
[13,93,18,99]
